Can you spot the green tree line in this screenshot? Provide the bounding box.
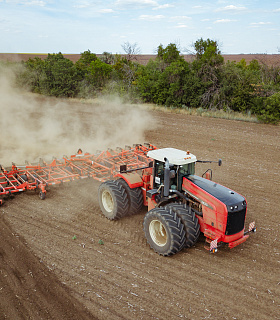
[16,39,280,124]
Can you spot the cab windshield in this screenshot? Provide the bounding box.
[154,161,195,191]
[179,163,195,176]
[177,162,195,191]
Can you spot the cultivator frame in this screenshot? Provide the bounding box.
[0,143,157,205]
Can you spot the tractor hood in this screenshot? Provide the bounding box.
[186,175,245,207]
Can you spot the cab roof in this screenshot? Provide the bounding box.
[147,148,197,165]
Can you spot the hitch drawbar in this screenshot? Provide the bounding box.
[209,221,256,253]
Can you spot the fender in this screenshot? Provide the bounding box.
[115,172,143,188]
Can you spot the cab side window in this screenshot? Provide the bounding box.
[178,163,195,191]
[154,162,164,187]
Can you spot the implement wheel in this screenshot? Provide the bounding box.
[39,191,46,200]
[166,204,200,248]
[117,179,143,215]
[143,207,186,256]
[98,180,129,220]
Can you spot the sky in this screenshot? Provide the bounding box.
[0,0,280,55]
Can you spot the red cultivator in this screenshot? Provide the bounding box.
[0,143,157,205]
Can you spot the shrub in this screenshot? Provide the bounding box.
[257,92,280,124]
[40,53,79,97]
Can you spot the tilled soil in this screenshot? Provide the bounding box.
[1,107,279,320]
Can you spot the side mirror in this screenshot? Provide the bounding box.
[218,159,222,166]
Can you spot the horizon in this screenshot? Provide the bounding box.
[2,52,280,67]
[1,52,280,55]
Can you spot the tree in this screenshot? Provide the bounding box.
[135,59,163,103]
[248,59,261,72]
[121,42,141,62]
[40,53,79,97]
[157,43,184,64]
[85,59,113,89]
[75,50,97,77]
[18,57,44,93]
[136,58,193,107]
[193,38,224,67]
[191,38,224,109]
[112,54,140,88]
[258,92,280,124]
[99,52,115,65]
[236,58,247,69]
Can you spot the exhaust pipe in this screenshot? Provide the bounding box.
[164,157,170,197]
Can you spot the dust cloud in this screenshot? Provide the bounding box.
[0,66,156,167]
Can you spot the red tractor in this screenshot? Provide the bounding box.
[98,147,256,256]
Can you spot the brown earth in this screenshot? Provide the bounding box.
[0,53,280,66]
[0,102,280,319]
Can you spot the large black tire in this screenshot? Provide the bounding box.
[143,207,186,256]
[117,179,143,215]
[98,180,129,220]
[165,204,200,248]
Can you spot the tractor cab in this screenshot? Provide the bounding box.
[147,148,197,196]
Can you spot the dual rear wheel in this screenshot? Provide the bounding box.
[143,205,200,256]
[98,180,200,256]
[98,179,143,220]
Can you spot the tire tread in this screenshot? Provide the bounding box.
[165,204,200,248]
[143,207,186,256]
[98,180,129,220]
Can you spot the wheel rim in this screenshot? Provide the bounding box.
[102,190,114,213]
[149,219,167,247]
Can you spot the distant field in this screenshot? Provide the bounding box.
[0,52,279,65]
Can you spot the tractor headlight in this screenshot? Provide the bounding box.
[228,203,244,211]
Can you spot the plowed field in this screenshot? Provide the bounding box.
[1,100,279,320]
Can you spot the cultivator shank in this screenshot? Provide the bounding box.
[0,143,156,204]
